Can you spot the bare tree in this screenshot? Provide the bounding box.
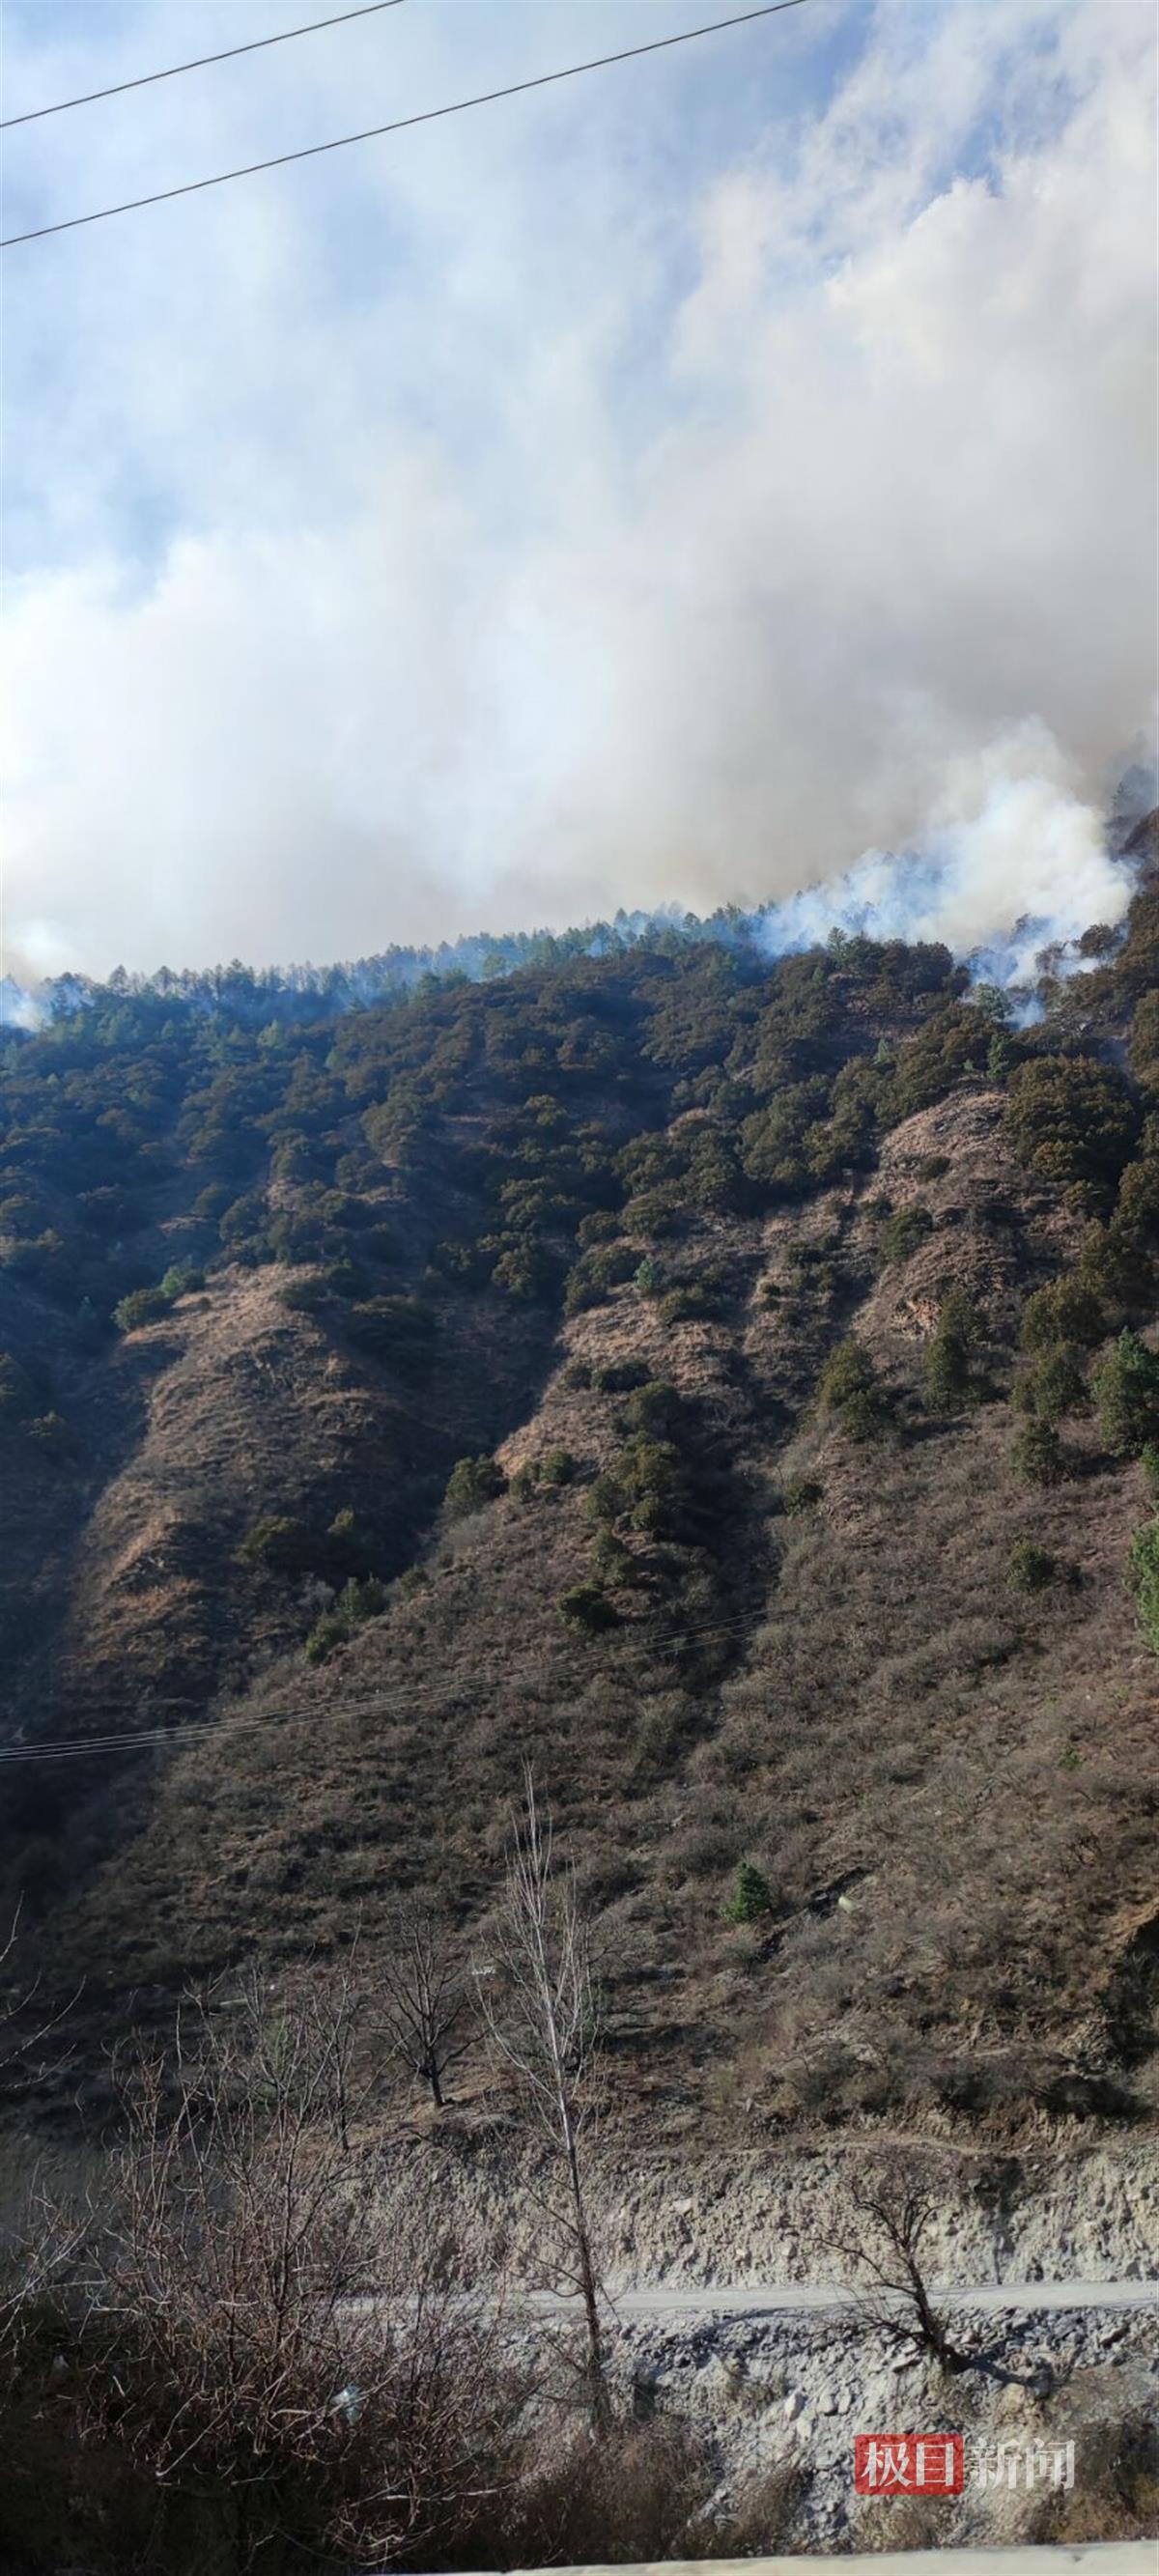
[377,1900,471,2108]
[827,2156,971,2373]
[87,1971,521,2569]
[478,1771,608,2426]
[0,1896,79,2090]
[0,1902,86,2368]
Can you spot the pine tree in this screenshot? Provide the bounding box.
[725,1861,774,1924]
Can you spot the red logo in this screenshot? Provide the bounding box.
[855,2434,964,2496]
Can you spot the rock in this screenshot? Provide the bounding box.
[784,2389,806,2420]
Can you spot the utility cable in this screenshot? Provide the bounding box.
[2,0,808,249]
[0,1600,777,1764]
[1,3,407,132]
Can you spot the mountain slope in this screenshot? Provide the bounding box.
[1,863,1156,2135]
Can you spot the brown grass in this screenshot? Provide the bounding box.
[7,1091,1158,2144]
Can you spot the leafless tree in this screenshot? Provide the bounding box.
[0,1896,79,2089]
[85,1971,522,2569]
[377,1900,471,2108]
[0,1902,86,2366]
[477,1770,609,2426]
[827,2156,971,2373]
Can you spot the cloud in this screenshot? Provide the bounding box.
[1,0,1154,980]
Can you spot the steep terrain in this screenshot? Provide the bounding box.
[1,850,1156,2137]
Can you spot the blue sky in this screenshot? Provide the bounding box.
[1,0,1155,977]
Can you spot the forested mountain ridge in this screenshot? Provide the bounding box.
[1,839,1157,2137]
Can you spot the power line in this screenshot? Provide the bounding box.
[1,0,809,250]
[0,1602,775,1765]
[1,2,407,131]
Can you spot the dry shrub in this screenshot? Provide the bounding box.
[1027,2405,1159,2545]
[507,2417,715,2565]
[854,2492,961,2551]
[0,1974,527,2576]
[706,2453,811,2554]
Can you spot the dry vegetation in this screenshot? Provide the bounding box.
[0,860,1156,2150]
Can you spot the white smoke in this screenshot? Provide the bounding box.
[0,978,47,1034]
[749,726,1140,986]
[1,752,1145,1031]
[0,1,1153,983]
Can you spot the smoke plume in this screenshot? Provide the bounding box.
[0,0,1154,984]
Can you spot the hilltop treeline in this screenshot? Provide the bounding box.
[2,865,1155,1352]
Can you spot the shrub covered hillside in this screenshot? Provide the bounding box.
[1,847,1157,2136]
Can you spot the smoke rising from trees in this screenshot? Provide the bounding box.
[1,0,1154,983]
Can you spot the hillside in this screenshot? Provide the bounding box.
[1,854,1157,2139]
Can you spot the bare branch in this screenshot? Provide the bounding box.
[476,1769,609,2427]
[824,2155,972,2373]
[375,1901,472,2109]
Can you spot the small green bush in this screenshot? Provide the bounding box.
[657,1285,706,1325]
[1013,1347,1089,1424]
[444,1454,508,1517]
[922,1288,982,1415]
[239,1514,314,1575]
[877,1203,934,1265]
[563,1245,636,1316]
[278,1275,329,1314]
[782,1474,824,1514]
[590,1529,634,1586]
[575,1209,621,1248]
[305,1574,388,1661]
[1092,1329,1159,1458]
[540,1448,576,1487]
[304,1609,349,1663]
[324,1508,377,1581]
[1007,1538,1058,1593]
[591,1358,648,1395]
[1021,1274,1105,1353]
[430,1236,491,1288]
[159,1260,204,1300]
[113,1285,169,1333]
[818,1339,890,1438]
[345,1295,438,1373]
[585,1470,625,1526]
[724,1861,774,1924]
[557,1584,619,1634]
[1012,1419,1069,1487]
[336,1574,388,1624]
[622,1381,685,1441]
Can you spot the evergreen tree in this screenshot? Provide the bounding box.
[724,1861,774,1923]
[1092,1329,1159,1457]
[922,1289,981,1415]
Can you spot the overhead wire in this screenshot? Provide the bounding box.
[0,1601,778,1764]
[1,0,809,248]
[1,3,408,131]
